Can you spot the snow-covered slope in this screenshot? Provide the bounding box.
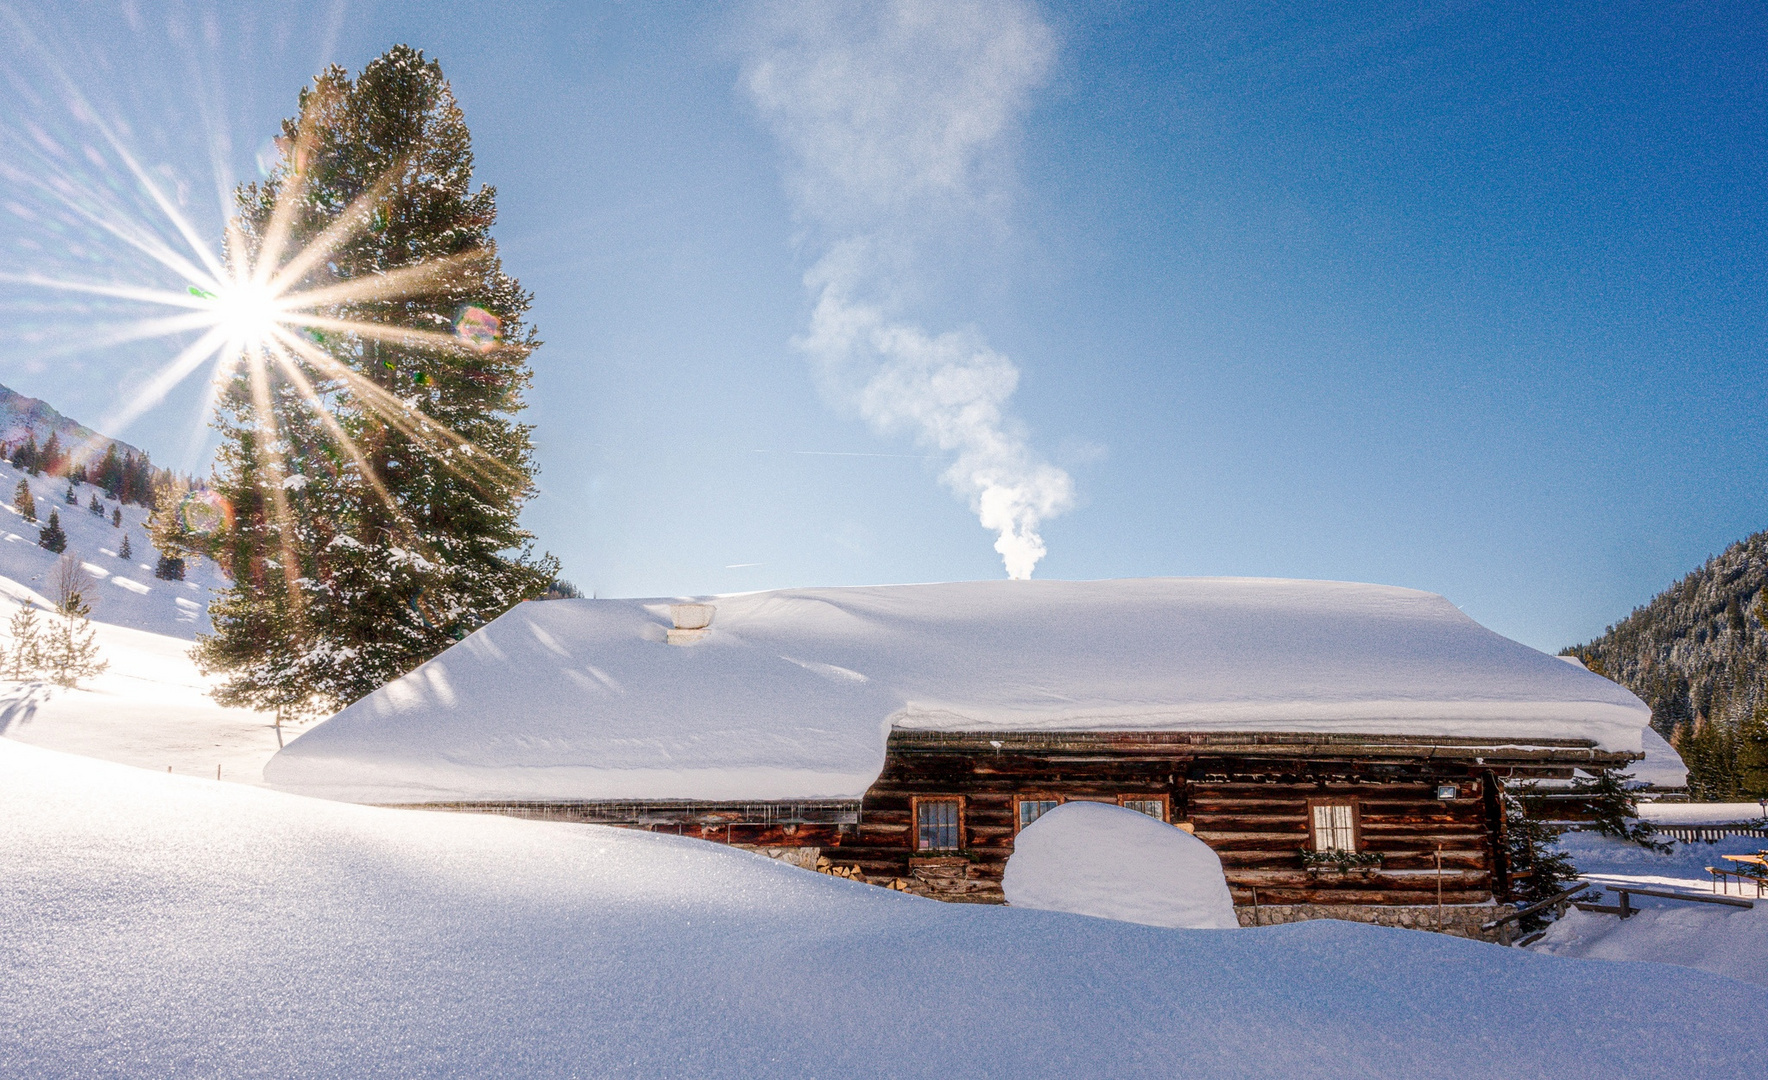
[0,571,282,781]
[0,457,222,639]
[3,739,1761,1079]
[268,578,1652,804]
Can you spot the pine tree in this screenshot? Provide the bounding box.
[88,492,102,516]
[147,474,193,581]
[118,532,132,560]
[13,479,34,523]
[96,443,123,499]
[1502,786,1580,930]
[5,601,43,680]
[1736,697,1768,799]
[62,479,75,505]
[8,436,34,473]
[23,435,40,476]
[45,555,106,688]
[1572,769,1670,852]
[41,432,63,477]
[196,46,555,717]
[37,509,66,553]
[111,507,121,528]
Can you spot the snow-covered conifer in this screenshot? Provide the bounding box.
[14,479,35,523]
[118,532,132,560]
[37,509,66,553]
[63,479,75,505]
[197,46,555,716]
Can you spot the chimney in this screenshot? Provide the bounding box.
[667,603,715,645]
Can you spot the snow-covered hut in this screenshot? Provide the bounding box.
[267,578,1650,935]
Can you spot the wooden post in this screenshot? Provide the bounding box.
[1434,845,1444,931]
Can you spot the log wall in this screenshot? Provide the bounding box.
[412,731,1632,915]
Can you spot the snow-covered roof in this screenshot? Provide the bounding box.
[265,578,1652,803]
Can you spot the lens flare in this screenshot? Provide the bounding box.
[179,489,234,535]
[454,306,501,351]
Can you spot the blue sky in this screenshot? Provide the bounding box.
[0,0,1762,651]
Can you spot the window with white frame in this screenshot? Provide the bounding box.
[1122,798,1166,821]
[917,798,962,851]
[1311,802,1357,851]
[1017,799,1058,830]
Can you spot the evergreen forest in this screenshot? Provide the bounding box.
[1565,530,1768,801]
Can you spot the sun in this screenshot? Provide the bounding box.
[208,280,286,353]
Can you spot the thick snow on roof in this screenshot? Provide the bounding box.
[267,578,1651,803]
[7,740,1764,1077]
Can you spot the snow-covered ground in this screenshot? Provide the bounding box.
[3,738,1763,1080]
[1530,831,1768,987]
[0,459,285,780]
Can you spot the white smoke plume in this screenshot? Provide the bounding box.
[743,0,1074,579]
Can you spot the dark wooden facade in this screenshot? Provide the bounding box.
[413,729,1634,916]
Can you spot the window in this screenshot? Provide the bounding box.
[1310,801,1357,852]
[1122,798,1166,822]
[1017,799,1058,831]
[916,798,962,851]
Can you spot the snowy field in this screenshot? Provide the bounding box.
[3,738,1764,1080]
[1528,831,1768,987]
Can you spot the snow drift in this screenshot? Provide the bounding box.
[5,739,1763,1079]
[267,577,1651,803]
[1002,801,1239,929]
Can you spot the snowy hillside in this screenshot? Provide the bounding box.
[0,456,283,778]
[0,456,222,639]
[268,578,1652,804]
[0,568,282,781]
[3,738,1762,1080]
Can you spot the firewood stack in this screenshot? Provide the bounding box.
[814,856,866,881]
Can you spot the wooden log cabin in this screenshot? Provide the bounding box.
[268,578,1650,937]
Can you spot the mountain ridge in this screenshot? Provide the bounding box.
[0,382,148,466]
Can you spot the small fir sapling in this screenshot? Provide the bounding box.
[5,601,43,680]
[118,532,132,560]
[111,507,121,528]
[45,554,106,688]
[63,480,75,505]
[13,479,35,523]
[37,509,66,553]
[1573,769,1671,852]
[88,492,103,516]
[1503,785,1581,931]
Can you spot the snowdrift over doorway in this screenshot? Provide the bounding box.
[266,578,1651,803]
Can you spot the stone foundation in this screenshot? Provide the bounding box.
[734,845,822,870]
[1238,902,1509,943]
